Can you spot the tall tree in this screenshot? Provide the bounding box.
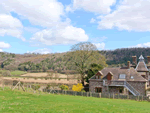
[86,63,104,83]
[66,42,107,86]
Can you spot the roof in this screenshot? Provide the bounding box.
[136,62,149,72]
[136,55,149,72]
[98,67,147,82]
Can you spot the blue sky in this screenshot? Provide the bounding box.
[0,0,150,54]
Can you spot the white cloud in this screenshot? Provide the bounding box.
[0,42,11,52]
[27,48,51,54]
[66,0,116,14]
[90,18,96,23]
[0,0,65,27]
[0,14,25,41]
[24,27,40,33]
[31,25,89,45]
[0,42,11,49]
[98,0,150,31]
[132,42,150,48]
[93,42,105,49]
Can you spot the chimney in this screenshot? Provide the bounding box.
[127,61,130,69]
[132,56,137,65]
[147,56,150,64]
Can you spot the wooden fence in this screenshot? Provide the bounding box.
[0,79,149,101]
[43,89,148,101]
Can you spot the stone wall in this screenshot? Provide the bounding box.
[89,80,107,93]
[89,80,146,95]
[128,81,146,95]
[89,80,127,94]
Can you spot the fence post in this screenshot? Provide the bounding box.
[2,81,4,91]
[113,93,114,99]
[99,93,101,98]
[18,80,20,90]
[142,95,143,101]
[138,96,139,101]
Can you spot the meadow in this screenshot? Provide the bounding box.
[0,70,27,76]
[0,88,150,113]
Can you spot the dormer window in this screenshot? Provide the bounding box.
[119,74,126,79]
[95,71,103,79]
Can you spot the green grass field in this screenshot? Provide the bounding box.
[10,70,27,76]
[0,70,27,76]
[0,88,150,113]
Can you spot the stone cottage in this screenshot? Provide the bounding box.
[89,55,150,96]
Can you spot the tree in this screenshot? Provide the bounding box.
[65,42,107,86]
[86,63,103,83]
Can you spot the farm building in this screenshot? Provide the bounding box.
[89,55,150,96]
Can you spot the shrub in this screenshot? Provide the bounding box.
[2,70,11,77]
[59,85,69,90]
[46,84,51,89]
[72,83,83,92]
[31,85,40,90]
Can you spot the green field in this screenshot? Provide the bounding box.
[10,70,27,76]
[0,70,27,76]
[0,88,150,113]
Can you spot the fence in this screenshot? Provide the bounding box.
[43,89,148,101]
[0,79,149,101]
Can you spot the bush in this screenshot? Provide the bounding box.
[59,85,69,90]
[2,70,11,77]
[46,85,51,89]
[72,83,83,92]
[31,85,40,90]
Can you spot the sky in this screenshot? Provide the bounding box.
[1,0,150,54]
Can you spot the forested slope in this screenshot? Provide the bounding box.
[1,47,150,71]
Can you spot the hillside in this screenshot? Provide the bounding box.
[1,47,150,71]
[101,47,150,67]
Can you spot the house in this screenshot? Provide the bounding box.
[89,55,150,96]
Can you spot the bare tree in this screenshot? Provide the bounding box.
[65,42,107,86]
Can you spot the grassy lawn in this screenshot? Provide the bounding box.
[0,88,150,113]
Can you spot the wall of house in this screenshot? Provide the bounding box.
[128,81,146,95]
[89,80,107,93]
[89,80,127,95]
[108,86,128,95]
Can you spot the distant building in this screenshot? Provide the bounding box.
[89,55,150,96]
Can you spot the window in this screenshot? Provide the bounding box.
[119,87,123,93]
[131,76,134,79]
[95,87,102,93]
[119,74,126,79]
[141,75,146,79]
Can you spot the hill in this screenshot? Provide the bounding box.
[0,88,150,113]
[1,47,150,72]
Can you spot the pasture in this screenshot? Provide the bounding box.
[2,71,82,85]
[0,88,150,113]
